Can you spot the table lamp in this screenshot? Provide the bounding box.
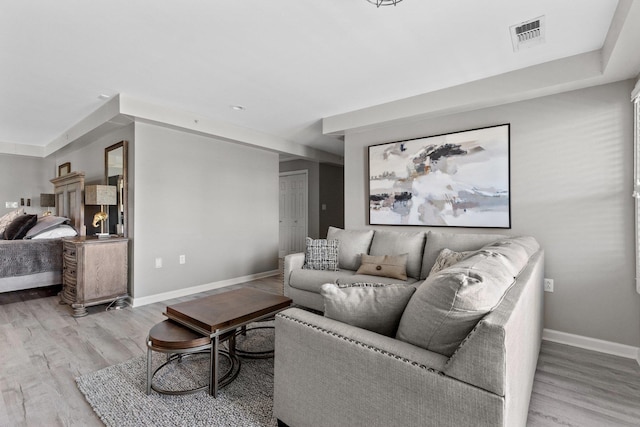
[85,185,117,237]
[40,193,55,216]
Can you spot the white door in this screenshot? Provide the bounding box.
[279,171,308,257]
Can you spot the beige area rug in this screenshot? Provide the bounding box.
[76,324,278,427]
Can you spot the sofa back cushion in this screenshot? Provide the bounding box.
[369,230,425,279]
[326,227,374,271]
[396,236,540,357]
[420,231,507,279]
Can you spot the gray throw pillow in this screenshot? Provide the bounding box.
[420,231,506,279]
[326,227,374,271]
[396,236,539,356]
[321,283,416,337]
[303,237,339,271]
[428,248,472,276]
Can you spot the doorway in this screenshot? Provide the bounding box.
[279,171,308,257]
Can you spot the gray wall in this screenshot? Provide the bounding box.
[133,122,279,299]
[319,163,344,237]
[280,159,320,238]
[344,79,640,347]
[0,154,54,216]
[50,125,135,233]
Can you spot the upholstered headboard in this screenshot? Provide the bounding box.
[50,171,86,236]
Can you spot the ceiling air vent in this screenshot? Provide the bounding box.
[510,16,545,52]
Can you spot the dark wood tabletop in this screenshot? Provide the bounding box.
[165,287,292,334]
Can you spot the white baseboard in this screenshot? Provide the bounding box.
[543,328,640,366]
[129,269,280,308]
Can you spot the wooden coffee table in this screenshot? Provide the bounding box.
[164,287,292,397]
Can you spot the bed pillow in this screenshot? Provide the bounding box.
[4,214,38,240]
[24,216,70,239]
[303,237,339,271]
[321,283,416,337]
[356,253,408,281]
[428,248,473,275]
[31,224,77,239]
[0,208,24,237]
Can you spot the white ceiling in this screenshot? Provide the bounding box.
[0,0,631,157]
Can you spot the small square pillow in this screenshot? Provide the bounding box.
[356,253,408,281]
[428,248,473,275]
[4,214,38,240]
[303,237,339,271]
[321,283,416,337]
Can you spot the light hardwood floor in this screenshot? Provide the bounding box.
[1,277,639,427]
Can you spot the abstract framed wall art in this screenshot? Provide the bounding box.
[368,124,510,228]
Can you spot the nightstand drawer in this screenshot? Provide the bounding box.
[63,242,78,262]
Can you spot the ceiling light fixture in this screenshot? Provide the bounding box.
[366,0,402,7]
[98,94,111,100]
[230,105,246,111]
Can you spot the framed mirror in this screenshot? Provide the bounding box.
[105,140,128,236]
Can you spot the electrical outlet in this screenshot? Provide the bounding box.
[155,258,162,268]
[5,201,18,208]
[179,255,186,264]
[544,278,554,292]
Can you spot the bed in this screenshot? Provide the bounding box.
[0,172,85,293]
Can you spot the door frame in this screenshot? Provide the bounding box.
[279,170,308,257]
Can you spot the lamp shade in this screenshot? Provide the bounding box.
[40,193,55,207]
[85,185,117,206]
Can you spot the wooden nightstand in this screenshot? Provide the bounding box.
[60,236,129,317]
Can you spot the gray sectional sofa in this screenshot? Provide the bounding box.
[275,227,544,427]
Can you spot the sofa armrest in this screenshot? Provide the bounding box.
[443,249,544,425]
[283,252,305,296]
[274,308,504,427]
[277,307,449,370]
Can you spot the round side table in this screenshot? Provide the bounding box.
[146,319,240,395]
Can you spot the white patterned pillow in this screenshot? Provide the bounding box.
[428,248,472,276]
[303,237,339,271]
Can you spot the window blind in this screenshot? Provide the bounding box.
[634,93,640,294]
